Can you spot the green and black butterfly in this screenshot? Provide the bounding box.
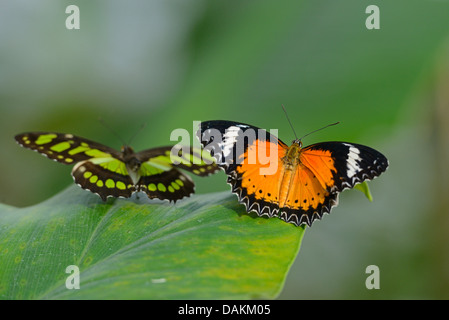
[15,132,218,202]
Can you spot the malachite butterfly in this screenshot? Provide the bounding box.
[15,132,218,202]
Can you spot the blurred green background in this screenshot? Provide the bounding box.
[1,0,449,299]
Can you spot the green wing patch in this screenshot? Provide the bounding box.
[139,169,195,202]
[15,132,118,164]
[144,146,219,177]
[72,160,135,201]
[135,146,218,201]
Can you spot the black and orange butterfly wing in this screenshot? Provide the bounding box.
[198,120,291,216]
[281,141,389,226]
[198,121,389,227]
[301,142,389,193]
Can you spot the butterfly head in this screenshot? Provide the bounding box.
[286,140,303,164]
[121,145,142,174]
[121,145,135,156]
[292,139,303,148]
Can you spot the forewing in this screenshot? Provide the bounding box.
[15,132,121,164]
[135,146,219,177]
[197,120,288,173]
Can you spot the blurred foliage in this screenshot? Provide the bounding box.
[1,0,449,299]
[0,187,303,299]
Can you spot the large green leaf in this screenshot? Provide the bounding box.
[0,186,304,300]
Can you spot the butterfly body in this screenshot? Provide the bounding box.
[198,120,388,227]
[117,145,149,184]
[282,148,301,206]
[16,132,218,202]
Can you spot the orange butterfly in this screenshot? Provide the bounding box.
[197,120,389,227]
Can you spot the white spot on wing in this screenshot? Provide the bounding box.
[221,126,241,157]
[73,160,88,173]
[344,144,362,178]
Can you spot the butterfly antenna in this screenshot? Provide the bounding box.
[299,121,340,141]
[127,122,147,146]
[282,104,299,140]
[98,117,127,146]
